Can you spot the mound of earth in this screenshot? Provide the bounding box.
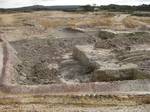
[79,31,150,81]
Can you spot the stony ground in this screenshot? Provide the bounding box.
[10,30,96,84]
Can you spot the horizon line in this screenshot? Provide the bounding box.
[0,4,149,9]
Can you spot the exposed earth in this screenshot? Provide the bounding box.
[0,11,150,111]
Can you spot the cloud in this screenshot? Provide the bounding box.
[0,0,149,8]
[0,0,35,8]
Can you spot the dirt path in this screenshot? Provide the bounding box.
[114,14,129,22]
[112,14,130,29]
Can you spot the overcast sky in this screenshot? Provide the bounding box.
[0,0,149,8]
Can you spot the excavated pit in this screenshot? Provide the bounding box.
[9,29,150,85]
[10,33,96,85]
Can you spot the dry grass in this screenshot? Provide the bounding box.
[77,18,112,27]
[1,11,148,30]
[1,11,148,42]
[122,17,141,28]
[68,15,113,28]
[133,17,150,24]
[39,19,66,29]
[0,14,15,26]
[38,12,114,29]
[0,12,114,29]
[0,17,2,24]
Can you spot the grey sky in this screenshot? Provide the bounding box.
[0,0,149,8]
